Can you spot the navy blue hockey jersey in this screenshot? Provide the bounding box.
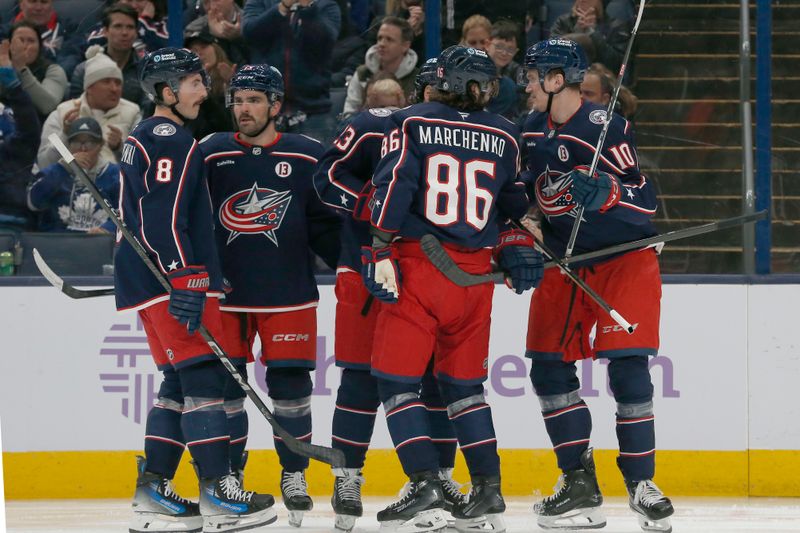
[115,116,223,311]
[522,101,658,262]
[370,102,529,249]
[200,132,341,312]
[313,108,390,273]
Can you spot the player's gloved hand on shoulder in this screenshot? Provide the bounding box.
[167,266,210,334]
[568,168,622,212]
[361,245,400,303]
[353,181,376,221]
[494,230,544,294]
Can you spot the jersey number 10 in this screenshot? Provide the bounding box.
[425,154,495,231]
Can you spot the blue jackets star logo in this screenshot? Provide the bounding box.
[219,183,292,245]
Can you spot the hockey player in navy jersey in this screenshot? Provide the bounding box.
[199,64,341,527]
[520,39,674,532]
[361,45,544,533]
[121,49,276,533]
[313,58,467,532]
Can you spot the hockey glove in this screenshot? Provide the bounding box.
[353,182,376,221]
[569,169,622,212]
[494,230,544,294]
[167,266,210,334]
[361,246,400,303]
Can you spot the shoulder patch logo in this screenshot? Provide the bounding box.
[589,109,607,125]
[369,108,393,117]
[153,123,177,136]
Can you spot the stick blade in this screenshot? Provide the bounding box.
[33,248,64,291]
[285,440,346,468]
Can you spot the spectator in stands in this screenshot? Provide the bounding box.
[7,21,67,120]
[580,61,637,118]
[364,75,405,109]
[342,16,417,118]
[27,117,119,233]
[70,5,147,108]
[0,39,40,230]
[38,48,141,168]
[185,0,248,66]
[243,0,341,142]
[12,0,66,59]
[385,0,424,63]
[459,14,491,51]
[487,20,522,83]
[82,0,169,60]
[550,0,631,73]
[184,29,236,139]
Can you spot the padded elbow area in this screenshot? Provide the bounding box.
[529,360,580,397]
[608,356,654,405]
[266,367,312,400]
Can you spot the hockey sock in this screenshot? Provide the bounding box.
[439,382,499,477]
[421,371,457,469]
[378,378,439,476]
[332,368,379,469]
[224,364,249,472]
[144,369,186,478]
[179,361,230,479]
[267,367,312,472]
[608,357,656,481]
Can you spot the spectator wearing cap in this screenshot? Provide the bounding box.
[69,5,146,107]
[243,0,341,142]
[0,39,41,229]
[5,20,68,120]
[28,116,119,232]
[551,0,632,74]
[185,0,248,66]
[183,28,235,139]
[37,47,141,169]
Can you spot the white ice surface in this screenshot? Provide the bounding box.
[6,497,800,532]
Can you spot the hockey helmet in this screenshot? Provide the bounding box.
[435,45,497,95]
[414,57,439,98]
[521,38,588,87]
[227,64,285,107]
[139,47,209,103]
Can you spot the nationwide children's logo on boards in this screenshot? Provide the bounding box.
[218,183,292,245]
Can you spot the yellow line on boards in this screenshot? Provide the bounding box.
[3,449,799,499]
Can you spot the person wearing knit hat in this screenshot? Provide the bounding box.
[83,45,122,91]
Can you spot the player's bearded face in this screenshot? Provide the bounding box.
[233,90,273,136]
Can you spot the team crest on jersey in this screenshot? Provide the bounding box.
[558,145,569,162]
[219,183,292,245]
[369,108,393,117]
[153,123,176,136]
[589,109,607,125]
[535,165,576,217]
[275,161,292,177]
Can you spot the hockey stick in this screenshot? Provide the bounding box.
[48,134,345,468]
[564,0,647,258]
[33,248,116,298]
[422,209,767,288]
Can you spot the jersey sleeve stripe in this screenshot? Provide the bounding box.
[170,140,197,268]
[328,132,384,197]
[271,151,318,163]
[558,134,626,175]
[204,150,246,163]
[523,132,546,138]
[617,201,656,214]
[374,117,412,229]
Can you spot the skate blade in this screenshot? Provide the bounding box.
[453,513,506,533]
[380,509,448,533]
[288,510,305,528]
[202,506,278,532]
[637,514,672,533]
[536,506,606,530]
[130,512,203,533]
[335,514,358,532]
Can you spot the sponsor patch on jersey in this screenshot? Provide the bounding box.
[369,108,393,117]
[153,123,176,136]
[219,183,292,245]
[589,109,607,125]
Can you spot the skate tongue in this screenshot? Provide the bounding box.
[636,480,667,506]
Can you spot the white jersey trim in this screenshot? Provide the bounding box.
[220,301,319,313]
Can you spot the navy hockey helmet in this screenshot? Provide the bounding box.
[139,47,209,103]
[414,57,439,97]
[521,38,588,87]
[227,64,285,107]
[435,45,497,95]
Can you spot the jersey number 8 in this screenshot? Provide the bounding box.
[155,158,173,183]
[425,154,495,231]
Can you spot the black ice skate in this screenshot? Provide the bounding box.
[130,456,203,533]
[626,479,674,533]
[331,468,365,532]
[199,474,277,532]
[438,468,468,513]
[281,469,314,527]
[533,448,606,530]
[377,471,448,533]
[452,475,506,533]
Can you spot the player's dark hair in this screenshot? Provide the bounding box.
[429,81,487,112]
[490,20,519,43]
[381,16,414,43]
[103,2,138,28]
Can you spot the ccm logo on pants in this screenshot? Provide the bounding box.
[272,334,310,342]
